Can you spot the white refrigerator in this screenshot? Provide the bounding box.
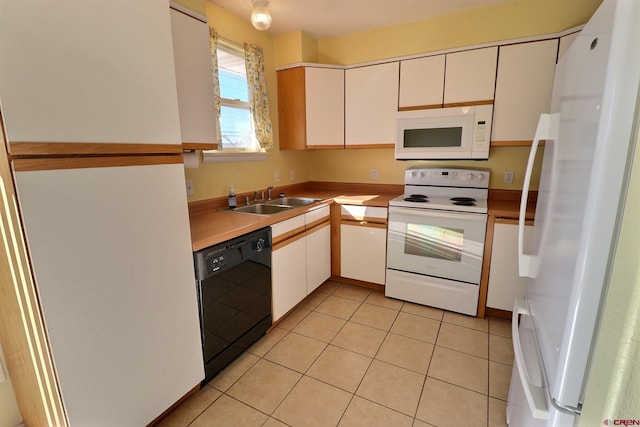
[507,0,640,426]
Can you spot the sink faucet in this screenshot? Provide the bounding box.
[267,186,274,200]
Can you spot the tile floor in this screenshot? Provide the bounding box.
[158,281,514,427]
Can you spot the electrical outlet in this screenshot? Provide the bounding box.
[504,170,514,184]
[371,168,378,180]
[185,179,194,196]
[290,169,296,181]
[274,170,280,183]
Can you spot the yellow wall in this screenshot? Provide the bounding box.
[185,0,601,202]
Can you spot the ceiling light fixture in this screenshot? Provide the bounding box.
[251,0,272,31]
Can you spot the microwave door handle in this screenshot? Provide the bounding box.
[518,113,558,278]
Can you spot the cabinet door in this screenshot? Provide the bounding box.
[272,235,307,321]
[0,1,181,145]
[399,55,445,109]
[306,67,345,148]
[487,223,533,311]
[444,46,498,105]
[170,8,218,148]
[492,39,559,143]
[340,224,387,285]
[345,62,399,147]
[306,223,331,293]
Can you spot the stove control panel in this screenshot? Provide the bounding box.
[405,167,489,189]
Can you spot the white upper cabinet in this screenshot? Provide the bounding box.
[305,67,345,148]
[444,46,498,105]
[492,39,559,143]
[399,55,445,109]
[170,8,218,148]
[558,31,580,61]
[0,0,181,145]
[345,62,400,146]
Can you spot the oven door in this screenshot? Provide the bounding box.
[387,206,487,284]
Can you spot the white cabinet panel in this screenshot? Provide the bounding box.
[345,62,399,146]
[0,1,181,144]
[272,235,307,320]
[170,8,218,145]
[399,55,445,108]
[444,46,498,105]
[306,67,345,147]
[492,39,559,142]
[341,224,387,285]
[306,223,331,293]
[487,222,533,311]
[13,164,203,426]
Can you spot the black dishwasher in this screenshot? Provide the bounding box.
[194,227,272,383]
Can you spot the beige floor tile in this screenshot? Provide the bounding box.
[489,397,508,427]
[364,290,404,310]
[338,395,413,427]
[390,312,441,343]
[247,327,288,357]
[490,334,514,365]
[189,394,268,427]
[489,316,512,338]
[351,303,400,331]
[272,376,352,427]
[436,322,489,359]
[428,346,488,394]
[443,311,489,332]
[412,419,436,427]
[376,333,434,374]
[299,290,329,310]
[263,417,289,427]
[333,283,372,302]
[416,377,487,427]
[307,344,372,392]
[264,332,327,373]
[315,295,362,319]
[356,360,426,416]
[331,321,387,357]
[226,359,301,414]
[316,280,340,294]
[401,302,444,321]
[489,361,512,400]
[293,311,347,343]
[157,386,221,427]
[277,308,311,331]
[208,352,261,392]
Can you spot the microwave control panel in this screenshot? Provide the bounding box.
[471,105,493,155]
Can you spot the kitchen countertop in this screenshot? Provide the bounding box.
[188,183,536,251]
[189,184,400,251]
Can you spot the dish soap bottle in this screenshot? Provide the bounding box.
[228,185,237,209]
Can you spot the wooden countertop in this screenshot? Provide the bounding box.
[188,182,401,251]
[188,183,538,251]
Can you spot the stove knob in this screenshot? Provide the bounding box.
[420,172,425,178]
[409,171,416,178]
[467,173,475,181]
[477,174,486,181]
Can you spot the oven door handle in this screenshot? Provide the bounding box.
[389,206,487,223]
[519,113,558,278]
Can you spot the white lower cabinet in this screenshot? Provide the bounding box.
[272,206,331,321]
[340,205,388,285]
[487,221,533,311]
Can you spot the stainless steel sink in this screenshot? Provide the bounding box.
[232,203,292,215]
[265,197,322,206]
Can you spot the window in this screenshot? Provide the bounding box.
[217,43,261,152]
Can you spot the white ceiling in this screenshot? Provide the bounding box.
[208,0,517,38]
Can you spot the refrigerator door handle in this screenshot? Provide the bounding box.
[512,297,549,419]
[518,113,558,278]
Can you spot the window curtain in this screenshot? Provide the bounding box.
[244,43,274,150]
[208,27,222,146]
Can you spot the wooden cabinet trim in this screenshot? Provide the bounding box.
[9,142,183,157]
[344,143,395,149]
[477,215,496,318]
[272,224,306,247]
[12,154,184,171]
[306,217,330,232]
[443,99,494,108]
[277,67,307,150]
[182,143,218,150]
[340,218,388,229]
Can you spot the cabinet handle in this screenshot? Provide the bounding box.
[518,113,557,278]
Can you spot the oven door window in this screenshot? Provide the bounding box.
[405,223,464,261]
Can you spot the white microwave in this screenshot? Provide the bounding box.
[395,105,493,160]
